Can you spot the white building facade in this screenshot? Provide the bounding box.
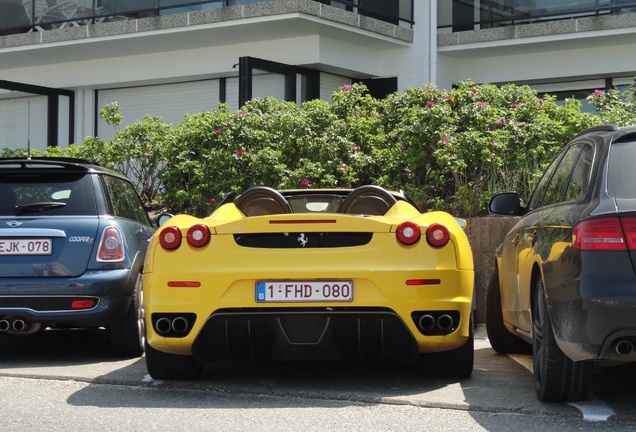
[1,0,636,152]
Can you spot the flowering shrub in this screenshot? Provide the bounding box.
[8,80,636,217]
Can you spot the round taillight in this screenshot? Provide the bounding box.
[187,224,210,247]
[426,223,450,247]
[159,226,182,250]
[397,221,421,245]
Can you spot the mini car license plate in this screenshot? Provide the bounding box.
[256,281,353,302]
[0,238,53,256]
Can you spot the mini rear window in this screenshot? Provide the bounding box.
[0,173,96,216]
[608,140,636,199]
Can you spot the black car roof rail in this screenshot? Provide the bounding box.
[0,157,101,166]
[571,124,620,140]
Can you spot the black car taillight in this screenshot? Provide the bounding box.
[573,216,636,251]
[159,226,182,250]
[97,226,125,262]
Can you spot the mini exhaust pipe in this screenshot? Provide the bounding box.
[616,340,634,356]
[12,319,27,332]
[437,314,454,331]
[171,317,189,333]
[155,317,173,334]
[0,319,9,332]
[419,314,436,332]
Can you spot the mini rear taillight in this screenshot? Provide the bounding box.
[573,216,636,251]
[187,224,210,247]
[71,300,96,309]
[397,221,421,245]
[426,223,450,247]
[159,226,182,250]
[97,226,124,262]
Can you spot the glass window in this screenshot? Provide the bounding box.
[0,173,96,216]
[541,144,584,207]
[608,139,636,199]
[103,176,151,225]
[527,150,564,211]
[563,144,593,202]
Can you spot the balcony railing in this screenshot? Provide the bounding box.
[439,0,636,32]
[0,0,413,36]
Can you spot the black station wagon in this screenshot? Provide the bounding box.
[487,124,636,402]
[0,157,154,357]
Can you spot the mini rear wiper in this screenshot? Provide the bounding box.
[15,202,67,215]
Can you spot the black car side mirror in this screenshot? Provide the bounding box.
[489,192,522,215]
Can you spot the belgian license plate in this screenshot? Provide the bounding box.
[256,280,353,302]
[0,238,53,256]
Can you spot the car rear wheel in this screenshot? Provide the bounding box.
[533,278,592,402]
[108,273,144,358]
[419,313,474,377]
[486,268,532,354]
[144,341,204,380]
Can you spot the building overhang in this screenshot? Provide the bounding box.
[0,1,413,71]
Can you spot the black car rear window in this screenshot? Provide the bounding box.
[608,140,636,199]
[0,173,97,216]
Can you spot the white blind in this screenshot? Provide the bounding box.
[0,96,48,153]
[320,73,352,103]
[97,80,221,141]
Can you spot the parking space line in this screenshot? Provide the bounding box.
[568,401,615,421]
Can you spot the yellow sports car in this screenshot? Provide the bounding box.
[142,185,474,379]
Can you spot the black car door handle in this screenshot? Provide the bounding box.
[524,233,538,246]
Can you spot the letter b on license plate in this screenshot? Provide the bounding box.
[256,280,353,302]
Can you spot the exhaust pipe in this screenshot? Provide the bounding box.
[419,314,436,332]
[437,314,454,331]
[616,340,634,356]
[0,319,9,332]
[12,319,27,332]
[171,316,189,333]
[155,317,172,334]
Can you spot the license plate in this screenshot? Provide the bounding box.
[256,280,353,302]
[0,238,53,256]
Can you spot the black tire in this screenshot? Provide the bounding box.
[419,313,474,378]
[144,341,204,380]
[108,273,144,358]
[486,268,532,354]
[533,278,592,402]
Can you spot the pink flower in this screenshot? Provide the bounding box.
[498,117,504,124]
[427,101,434,107]
[594,89,604,96]
[209,198,215,205]
[238,110,245,116]
[343,84,351,90]
[214,128,222,134]
[340,123,346,129]
[477,102,485,107]
[341,164,348,170]
[351,146,358,152]
[538,98,544,104]
[442,137,449,143]
[146,153,153,158]
[446,98,452,105]
[237,150,243,156]
[510,103,517,109]
[426,89,433,93]
[300,178,309,186]
[471,89,477,94]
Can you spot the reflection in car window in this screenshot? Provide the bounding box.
[0,173,96,216]
[608,140,636,199]
[527,151,564,211]
[563,144,593,202]
[541,144,584,207]
[104,176,151,225]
